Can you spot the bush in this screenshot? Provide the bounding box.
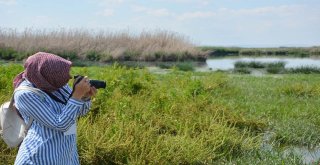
[234,61,248,68]
[266,62,286,74]
[86,51,101,61]
[280,83,320,97]
[233,68,251,74]
[57,50,78,60]
[234,61,266,69]
[157,62,173,69]
[267,62,286,68]
[248,61,265,68]
[267,67,284,74]
[287,66,320,74]
[175,62,194,71]
[0,47,18,60]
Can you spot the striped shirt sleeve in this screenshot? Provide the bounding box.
[63,84,91,116]
[15,91,84,132]
[79,100,91,116]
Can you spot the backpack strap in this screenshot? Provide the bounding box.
[9,86,44,108]
[11,86,45,133]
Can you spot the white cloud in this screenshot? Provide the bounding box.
[90,0,124,6]
[90,0,122,17]
[132,5,171,17]
[175,4,314,21]
[218,5,306,17]
[200,0,210,5]
[176,11,215,20]
[99,8,114,17]
[131,6,148,12]
[30,16,52,27]
[156,0,210,5]
[0,0,17,5]
[151,8,171,17]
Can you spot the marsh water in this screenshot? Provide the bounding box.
[262,132,320,164]
[205,57,320,71]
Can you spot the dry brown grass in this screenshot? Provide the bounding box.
[0,28,206,61]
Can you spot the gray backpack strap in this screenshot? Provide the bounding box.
[13,86,44,133]
[24,117,34,134]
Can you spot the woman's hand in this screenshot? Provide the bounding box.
[82,86,97,100]
[71,76,91,100]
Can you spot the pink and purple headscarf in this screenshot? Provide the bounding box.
[13,52,72,92]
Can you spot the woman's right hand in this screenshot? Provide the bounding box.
[71,76,91,100]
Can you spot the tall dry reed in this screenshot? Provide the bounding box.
[0,28,206,61]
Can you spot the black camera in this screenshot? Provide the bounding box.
[74,75,106,89]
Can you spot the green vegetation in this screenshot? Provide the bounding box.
[200,46,320,57]
[234,61,287,74]
[233,61,320,74]
[287,66,320,74]
[233,68,251,74]
[156,62,195,71]
[234,61,268,69]
[1,64,320,164]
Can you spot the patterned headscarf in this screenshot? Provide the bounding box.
[13,52,72,92]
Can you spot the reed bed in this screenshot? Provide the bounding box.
[0,28,206,62]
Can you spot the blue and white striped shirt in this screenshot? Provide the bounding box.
[14,79,91,165]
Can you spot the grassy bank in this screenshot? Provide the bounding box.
[1,64,320,164]
[200,46,320,57]
[0,28,206,62]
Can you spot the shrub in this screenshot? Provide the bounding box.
[86,51,101,61]
[175,62,194,71]
[266,62,286,74]
[0,47,17,60]
[248,61,265,68]
[234,61,248,68]
[233,68,251,74]
[57,50,78,60]
[234,61,266,69]
[157,62,173,69]
[287,66,320,74]
[280,83,320,97]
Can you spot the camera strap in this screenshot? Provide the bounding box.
[44,88,69,105]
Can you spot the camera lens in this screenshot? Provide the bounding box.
[89,80,106,89]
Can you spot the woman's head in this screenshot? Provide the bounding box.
[14,52,72,92]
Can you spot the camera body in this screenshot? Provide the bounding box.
[74,75,106,89]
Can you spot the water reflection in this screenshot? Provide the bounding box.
[262,132,320,164]
[206,57,320,70]
[283,146,320,164]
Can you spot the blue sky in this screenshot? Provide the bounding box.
[1,0,319,47]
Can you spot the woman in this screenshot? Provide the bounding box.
[13,52,96,165]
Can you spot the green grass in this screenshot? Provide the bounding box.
[287,66,320,74]
[234,61,286,69]
[199,46,320,57]
[1,64,320,164]
[233,68,251,74]
[155,62,195,71]
[233,61,291,74]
